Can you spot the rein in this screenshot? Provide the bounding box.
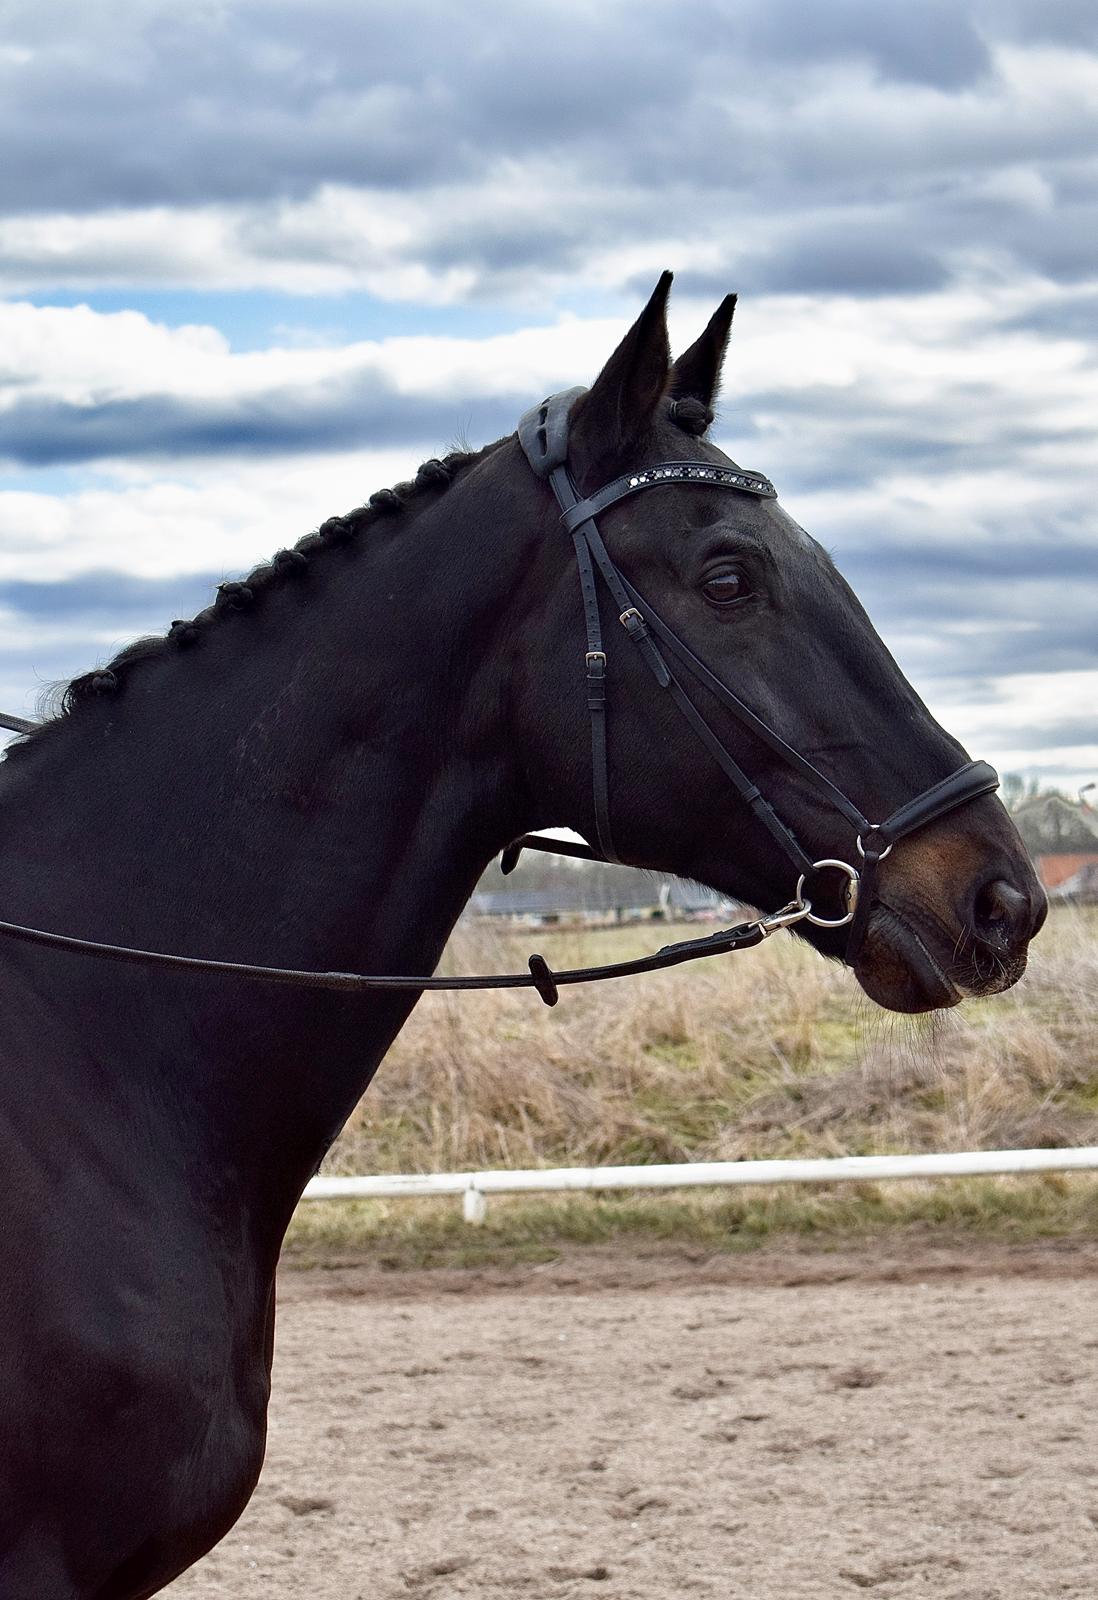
[0,905,790,1009]
[0,394,999,1005]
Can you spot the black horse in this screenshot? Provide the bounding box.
[0,277,1043,1597]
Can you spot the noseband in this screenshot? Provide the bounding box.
[0,393,998,1005]
[508,389,999,959]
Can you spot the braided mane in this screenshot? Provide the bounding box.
[6,396,711,760]
[6,441,503,758]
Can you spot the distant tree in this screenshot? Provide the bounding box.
[1001,772,1025,809]
[1002,773,1068,809]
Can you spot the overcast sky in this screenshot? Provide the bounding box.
[1,0,1095,790]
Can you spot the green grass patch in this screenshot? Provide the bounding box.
[285,1173,1098,1272]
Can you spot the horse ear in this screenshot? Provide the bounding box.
[569,271,673,476]
[668,293,737,410]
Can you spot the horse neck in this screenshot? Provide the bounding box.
[0,445,546,1232]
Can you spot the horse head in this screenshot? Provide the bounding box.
[507,273,1044,1012]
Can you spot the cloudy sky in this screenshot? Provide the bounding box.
[1,0,1095,789]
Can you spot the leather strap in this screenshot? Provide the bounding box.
[572,527,617,863]
[617,578,872,837]
[575,513,672,688]
[561,461,775,530]
[876,761,999,845]
[661,667,815,875]
[543,460,855,882]
[842,759,1001,960]
[844,842,882,962]
[0,909,767,1007]
[539,457,619,862]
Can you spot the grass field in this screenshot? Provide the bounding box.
[286,902,1098,1266]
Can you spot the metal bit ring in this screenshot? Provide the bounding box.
[795,859,859,928]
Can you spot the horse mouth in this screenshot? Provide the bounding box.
[854,901,963,1014]
[854,894,1033,1013]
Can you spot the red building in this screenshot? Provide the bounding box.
[1011,793,1098,890]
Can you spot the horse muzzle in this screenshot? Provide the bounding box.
[850,816,1047,1014]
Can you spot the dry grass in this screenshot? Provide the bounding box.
[293,904,1098,1262]
[326,904,1098,1175]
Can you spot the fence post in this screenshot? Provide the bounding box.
[463,1184,487,1225]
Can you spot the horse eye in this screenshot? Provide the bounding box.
[702,571,749,606]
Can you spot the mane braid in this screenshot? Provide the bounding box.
[7,439,505,758]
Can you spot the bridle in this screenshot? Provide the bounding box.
[0,392,998,1006]
[507,389,999,961]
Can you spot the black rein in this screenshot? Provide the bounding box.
[0,909,777,1009]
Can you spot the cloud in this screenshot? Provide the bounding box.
[5,277,1096,468]
[0,1,699,213]
[1003,292,1098,337]
[0,0,1095,790]
[2,287,1095,710]
[744,228,951,298]
[0,297,622,467]
[0,7,1096,306]
[0,571,216,721]
[991,0,1098,50]
[0,383,522,467]
[0,453,418,581]
[0,569,217,622]
[935,667,1098,785]
[734,0,993,87]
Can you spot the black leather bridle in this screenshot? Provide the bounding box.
[0,394,998,1005]
[506,390,999,961]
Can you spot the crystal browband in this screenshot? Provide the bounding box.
[559,460,777,533]
[625,463,775,495]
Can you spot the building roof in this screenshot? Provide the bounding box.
[1012,794,1098,856]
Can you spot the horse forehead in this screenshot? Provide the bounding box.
[769,503,817,554]
[636,430,821,560]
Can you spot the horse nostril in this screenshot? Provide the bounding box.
[973,878,1037,948]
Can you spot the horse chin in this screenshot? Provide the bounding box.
[853,902,965,1015]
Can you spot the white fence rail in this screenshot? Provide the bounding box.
[302,1146,1098,1225]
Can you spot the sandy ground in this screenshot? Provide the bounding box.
[165,1240,1098,1600]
